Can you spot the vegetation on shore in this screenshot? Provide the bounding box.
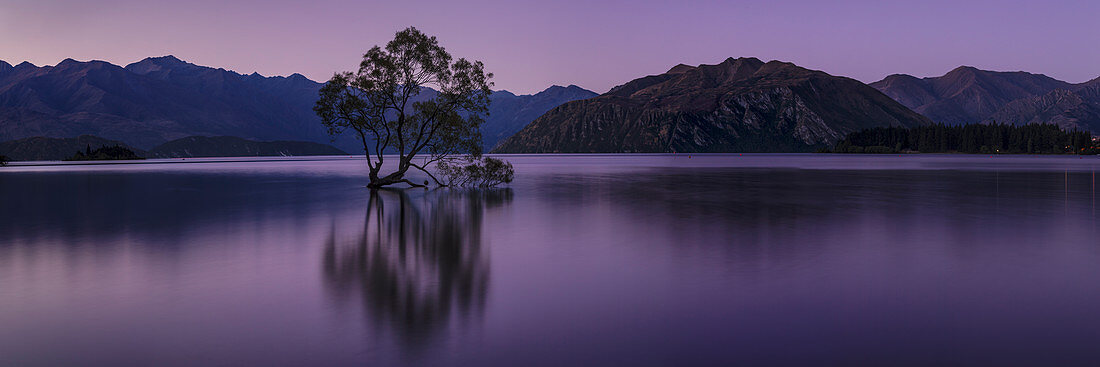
[823,123,1097,154]
[65,145,145,161]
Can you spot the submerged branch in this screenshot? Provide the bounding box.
[410,162,448,187]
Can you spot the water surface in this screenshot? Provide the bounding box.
[2,154,1100,366]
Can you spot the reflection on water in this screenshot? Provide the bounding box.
[2,155,1100,366]
[322,189,511,349]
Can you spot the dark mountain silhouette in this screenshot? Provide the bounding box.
[0,56,335,149]
[493,57,930,153]
[483,85,597,150]
[0,56,592,152]
[148,136,346,158]
[0,135,145,161]
[870,67,1072,125]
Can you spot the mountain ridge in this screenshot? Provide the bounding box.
[484,84,597,150]
[870,67,1074,125]
[0,56,595,152]
[0,56,331,149]
[984,83,1100,133]
[494,57,931,153]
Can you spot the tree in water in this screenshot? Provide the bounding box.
[315,26,510,188]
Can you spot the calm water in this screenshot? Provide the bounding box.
[2,154,1100,366]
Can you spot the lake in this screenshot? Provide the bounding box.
[2,154,1100,366]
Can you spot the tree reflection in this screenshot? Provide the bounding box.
[321,188,512,350]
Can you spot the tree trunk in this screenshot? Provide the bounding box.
[367,163,424,189]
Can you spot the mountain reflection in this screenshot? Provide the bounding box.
[321,189,511,349]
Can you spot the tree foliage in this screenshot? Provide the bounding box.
[315,26,499,188]
[826,123,1096,154]
[437,157,515,187]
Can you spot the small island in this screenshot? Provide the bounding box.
[65,145,145,161]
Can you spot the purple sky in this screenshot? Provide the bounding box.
[2,0,1098,94]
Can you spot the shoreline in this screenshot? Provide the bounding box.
[3,152,1099,168]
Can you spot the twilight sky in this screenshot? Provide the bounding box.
[1,0,1098,94]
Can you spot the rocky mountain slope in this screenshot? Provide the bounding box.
[483,85,596,150]
[984,79,1100,133]
[870,67,1072,125]
[494,57,931,153]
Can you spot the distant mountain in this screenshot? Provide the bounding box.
[484,85,596,150]
[0,56,588,152]
[870,67,1072,125]
[984,79,1100,133]
[148,136,346,158]
[0,135,145,161]
[0,56,336,150]
[493,57,930,153]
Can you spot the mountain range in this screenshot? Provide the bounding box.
[0,56,595,153]
[494,57,930,153]
[870,67,1100,133]
[982,79,1100,133]
[0,56,328,150]
[485,85,597,150]
[3,55,1100,156]
[869,66,1072,125]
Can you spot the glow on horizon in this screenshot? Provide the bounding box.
[1,0,1098,94]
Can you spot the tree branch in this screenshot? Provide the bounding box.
[409,162,447,187]
[398,179,426,188]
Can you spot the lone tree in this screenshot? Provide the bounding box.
[316,26,510,188]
